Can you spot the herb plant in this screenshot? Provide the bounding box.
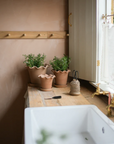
[36,129,52,144]
[50,55,71,71]
[36,129,67,144]
[23,54,46,68]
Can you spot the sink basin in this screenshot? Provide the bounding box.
[24,105,114,144]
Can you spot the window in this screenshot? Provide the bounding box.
[111,0,114,23]
[100,0,114,92]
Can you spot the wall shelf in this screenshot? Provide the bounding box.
[0,31,69,39]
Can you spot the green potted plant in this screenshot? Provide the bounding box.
[50,55,71,87]
[23,53,48,87]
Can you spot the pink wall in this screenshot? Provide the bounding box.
[0,0,68,143]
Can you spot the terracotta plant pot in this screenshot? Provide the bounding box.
[27,64,48,87]
[38,74,55,91]
[52,69,71,88]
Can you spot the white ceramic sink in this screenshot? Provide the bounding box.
[24,105,114,144]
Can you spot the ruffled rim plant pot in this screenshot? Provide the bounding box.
[27,64,48,87]
[52,69,71,88]
[38,74,55,91]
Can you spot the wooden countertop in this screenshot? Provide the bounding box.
[27,85,90,107]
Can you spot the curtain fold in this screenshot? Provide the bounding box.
[101,23,114,89]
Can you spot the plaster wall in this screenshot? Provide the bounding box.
[0,0,68,143]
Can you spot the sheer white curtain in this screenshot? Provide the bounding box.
[101,22,114,90]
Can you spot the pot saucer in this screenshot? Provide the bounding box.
[54,84,67,88]
[28,83,39,87]
[40,88,52,91]
[69,92,80,96]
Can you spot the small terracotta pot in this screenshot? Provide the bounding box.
[27,64,48,86]
[38,74,55,91]
[52,69,71,87]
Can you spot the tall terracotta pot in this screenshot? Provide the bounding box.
[27,65,48,87]
[38,74,55,91]
[52,69,70,87]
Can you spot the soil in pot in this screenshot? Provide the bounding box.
[52,69,70,88]
[38,74,55,91]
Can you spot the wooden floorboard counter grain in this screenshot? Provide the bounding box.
[27,85,90,108]
[26,82,114,122]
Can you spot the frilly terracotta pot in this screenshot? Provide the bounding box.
[52,69,71,88]
[27,64,48,87]
[38,74,55,91]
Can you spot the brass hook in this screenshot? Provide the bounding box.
[68,13,72,27]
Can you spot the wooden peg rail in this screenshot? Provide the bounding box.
[0,31,69,39]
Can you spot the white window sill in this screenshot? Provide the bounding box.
[90,81,114,98]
